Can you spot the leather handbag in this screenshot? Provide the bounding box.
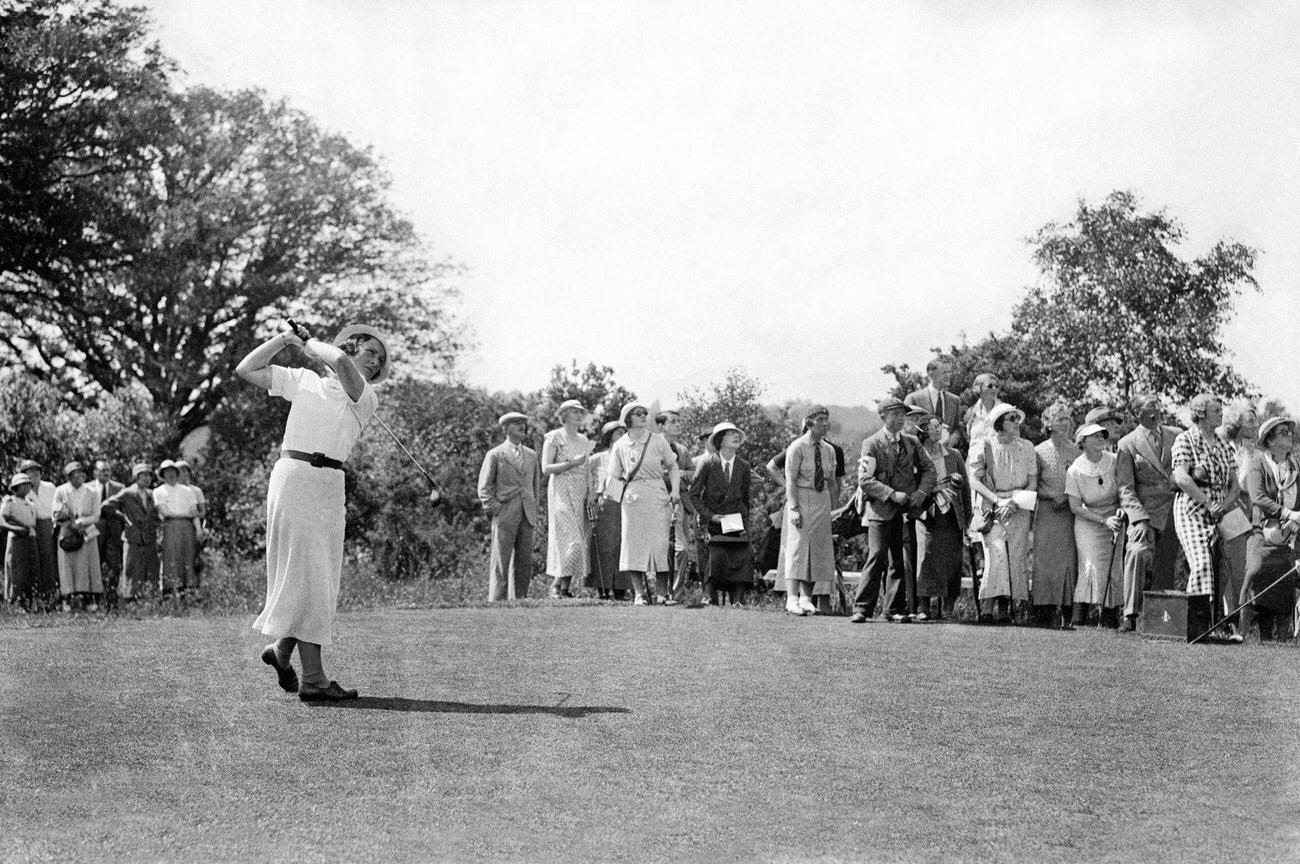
[58,529,84,552]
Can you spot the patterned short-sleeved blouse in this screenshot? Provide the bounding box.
[1171,425,1235,510]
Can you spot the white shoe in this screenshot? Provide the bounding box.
[785,599,806,616]
[798,596,818,615]
[633,596,648,606]
[85,603,99,612]
[913,611,928,622]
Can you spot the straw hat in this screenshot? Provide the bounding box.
[497,412,529,429]
[554,399,587,422]
[63,461,86,477]
[9,473,32,490]
[1257,416,1296,447]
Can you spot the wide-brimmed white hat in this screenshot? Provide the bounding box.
[1074,422,1109,445]
[619,402,649,426]
[9,473,32,490]
[554,399,587,422]
[708,422,746,451]
[1258,416,1296,446]
[333,324,391,384]
[987,403,1025,429]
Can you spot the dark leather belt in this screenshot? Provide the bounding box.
[282,450,344,470]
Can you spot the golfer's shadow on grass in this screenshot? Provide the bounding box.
[307,696,631,719]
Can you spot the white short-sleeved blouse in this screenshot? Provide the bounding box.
[270,366,378,462]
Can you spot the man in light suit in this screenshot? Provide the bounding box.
[1115,394,1181,631]
[904,356,966,456]
[478,412,542,602]
[850,398,937,623]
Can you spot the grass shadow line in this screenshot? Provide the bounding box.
[307,696,631,719]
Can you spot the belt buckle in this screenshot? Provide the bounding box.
[309,452,330,468]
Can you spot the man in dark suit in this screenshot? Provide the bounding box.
[850,398,936,623]
[689,422,753,606]
[88,460,125,607]
[1115,394,1181,631]
[904,355,965,455]
[477,412,542,602]
[100,463,161,600]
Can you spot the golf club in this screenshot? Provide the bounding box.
[283,317,445,505]
[373,413,447,506]
[1189,560,1300,645]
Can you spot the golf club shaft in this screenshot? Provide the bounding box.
[1188,560,1300,644]
[373,413,445,495]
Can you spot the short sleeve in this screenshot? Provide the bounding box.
[269,365,304,402]
[1065,465,1081,499]
[1171,433,1193,471]
[771,450,787,471]
[348,383,378,426]
[151,486,166,507]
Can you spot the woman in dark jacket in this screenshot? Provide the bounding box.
[1240,416,1300,641]
[689,422,754,606]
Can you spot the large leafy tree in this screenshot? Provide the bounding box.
[538,360,637,434]
[3,83,463,440]
[0,0,172,283]
[1,4,465,444]
[1015,190,1258,405]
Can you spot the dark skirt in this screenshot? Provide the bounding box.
[121,537,160,596]
[34,518,58,597]
[916,508,963,599]
[586,498,631,592]
[4,533,39,603]
[705,541,754,586]
[1242,532,1299,613]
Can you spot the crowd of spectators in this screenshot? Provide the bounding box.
[2,458,207,612]
[477,357,1298,644]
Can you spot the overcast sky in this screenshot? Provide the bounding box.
[144,0,1300,411]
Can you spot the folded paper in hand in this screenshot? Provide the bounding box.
[82,525,100,540]
[1010,490,1038,511]
[719,513,745,534]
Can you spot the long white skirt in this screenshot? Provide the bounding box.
[253,458,345,645]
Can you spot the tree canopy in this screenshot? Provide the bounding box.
[1016,190,1258,405]
[0,1,464,444]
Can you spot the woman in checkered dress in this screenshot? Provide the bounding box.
[1171,394,1242,610]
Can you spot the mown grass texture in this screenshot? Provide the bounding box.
[3,605,1299,863]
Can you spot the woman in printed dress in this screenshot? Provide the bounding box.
[1067,423,1125,627]
[1172,393,1243,642]
[53,462,103,612]
[1032,404,1079,628]
[967,403,1037,625]
[543,400,595,598]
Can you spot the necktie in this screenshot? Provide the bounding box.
[813,444,825,492]
[724,460,732,484]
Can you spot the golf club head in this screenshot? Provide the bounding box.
[428,487,444,506]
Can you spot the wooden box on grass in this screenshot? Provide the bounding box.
[1140,590,1211,641]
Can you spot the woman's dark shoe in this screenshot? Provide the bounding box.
[260,646,299,693]
[298,681,359,702]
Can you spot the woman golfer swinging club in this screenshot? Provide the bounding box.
[236,319,390,701]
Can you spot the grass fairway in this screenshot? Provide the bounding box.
[4,605,1299,863]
